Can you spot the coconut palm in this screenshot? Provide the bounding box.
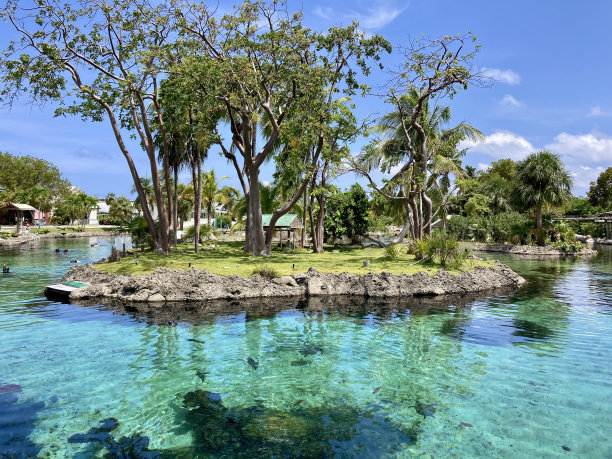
[198,170,238,227]
[131,177,155,215]
[512,150,572,245]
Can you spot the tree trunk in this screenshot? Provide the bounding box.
[247,167,267,256]
[301,184,308,248]
[207,204,212,227]
[535,201,544,246]
[422,190,432,237]
[393,217,411,243]
[173,165,178,250]
[194,159,202,253]
[313,195,325,253]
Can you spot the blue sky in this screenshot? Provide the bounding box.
[1,0,611,198]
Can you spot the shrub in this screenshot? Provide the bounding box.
[550,240,585,252]
[251,266,279,280]
[449,246,473,270]
[184,225,215,243]
[489,212,528,243]
[428,230,459,266]
[447,215,473,241]
[385,243,404,260]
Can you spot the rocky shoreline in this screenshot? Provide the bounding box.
[61,262,526,304]
[471,243,597,257]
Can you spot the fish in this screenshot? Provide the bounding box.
[196,371,207,382]
[414,403,436,418]
[460,422,473,428]
[373,386,382,394]
[290,359,310,367]
[299,345,324,356]
[292,399,304,407]
[0,384,22,394]
[187,338,205,344]
[561,446,571,452]
[226,417,239,425]
[528,380,536,386]
[246,357,259,369]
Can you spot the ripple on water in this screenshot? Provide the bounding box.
[1,241,611,457]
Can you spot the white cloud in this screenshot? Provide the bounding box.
[313,2,407,30]
[477,163,489,171]
[499,94,523,107]
[588,106,606,117]
[461,131,534,161]
[481,67,521,85]
[545,132,612,163]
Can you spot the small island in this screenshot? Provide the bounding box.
[61,242,526,304]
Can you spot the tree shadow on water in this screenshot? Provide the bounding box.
[0,386,44,458]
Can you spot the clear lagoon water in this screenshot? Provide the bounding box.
[1,238,611,457]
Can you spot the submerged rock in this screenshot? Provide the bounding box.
[63,261,526,304]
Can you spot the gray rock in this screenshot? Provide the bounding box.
[63,260,526,304]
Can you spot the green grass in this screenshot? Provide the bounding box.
[96,241,489,277]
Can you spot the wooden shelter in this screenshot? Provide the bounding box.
[262,214,304,249]
[0,202,37,232]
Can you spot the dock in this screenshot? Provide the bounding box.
[45,281,89,300]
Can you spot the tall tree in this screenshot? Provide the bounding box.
[0,0,180,254]
[587,167,612,209]
[512,150,572,245]
[176,0,389,255]
[354,85,482,241]
[350,33,486,240]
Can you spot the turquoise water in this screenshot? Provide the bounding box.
[1,239,611,457]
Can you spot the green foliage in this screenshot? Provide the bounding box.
[324,184,370,244]
[488,212,529,243]
[385,243,405,260]
[449,246,473,270]
[567,221,605,238]
[53,192,98,228]
[550,240,585,253]
[587,167,612,209]
[214,215,232,229]
[183,225,214,243]
[564,197,603,217]
[109,196,134,223]
[127,217,154,250]
[447,215,473,241]
[0,152,70,203]
[251,266,279,280]
[464,193,491,217]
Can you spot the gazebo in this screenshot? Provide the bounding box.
[262,214,304,249]
[0,202,37,233]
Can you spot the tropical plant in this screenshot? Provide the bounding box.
[512,151,573,245]
[109,196,134,223]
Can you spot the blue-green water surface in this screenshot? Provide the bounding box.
[1,239,611,457]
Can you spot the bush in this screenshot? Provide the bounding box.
[550,240,585,252]
[447,215,473,241]
[251,266,279,280]
[385,243,405,260]
[428,230,459,266]
[449,245,473,270]
[489,212,528,243]
[567,221,605,238]
[184,225,215,243]
[127,216,154,250]
[214,215,232,229]
[51,215,69,225]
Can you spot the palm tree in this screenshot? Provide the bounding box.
[131,177,155,216]
[368,90,482,238]
[512,151,572,245]
[201,170,238,227]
